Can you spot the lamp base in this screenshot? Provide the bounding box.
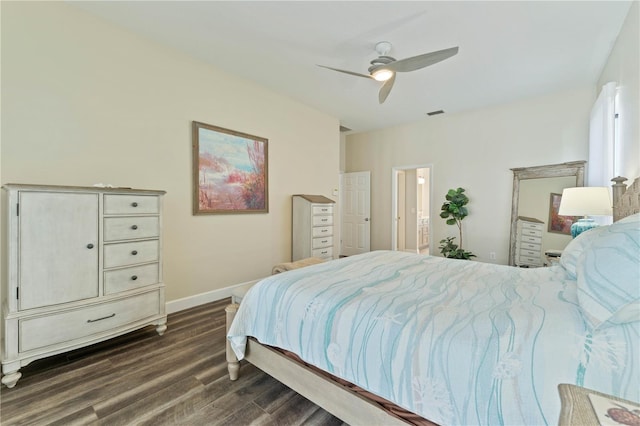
[571,218,597,238]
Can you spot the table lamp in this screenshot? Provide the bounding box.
[558,187,613,238]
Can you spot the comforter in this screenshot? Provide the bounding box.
[227,251,639,425]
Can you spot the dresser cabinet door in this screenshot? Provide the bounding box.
[19,192,99,310]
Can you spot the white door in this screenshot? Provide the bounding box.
[340,171,371,256]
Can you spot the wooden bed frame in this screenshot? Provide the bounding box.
[225,176,640,426]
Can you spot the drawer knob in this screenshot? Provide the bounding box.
[131,202,138,207]
[131,250,138,255]
[86,243,94,249]
[87,313,115,323]
[131,225,138,230]
[321,229,328,232]
[131,275,138,281]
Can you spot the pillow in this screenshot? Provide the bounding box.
[575,219,640,329]
[559,225,608,278]
[616,212,640,224]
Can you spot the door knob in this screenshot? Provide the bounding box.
[364,218,370,221]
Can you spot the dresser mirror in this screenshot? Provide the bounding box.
[508,161,586,266]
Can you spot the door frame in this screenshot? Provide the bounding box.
[397,171,406,251]
[391,164,433,252]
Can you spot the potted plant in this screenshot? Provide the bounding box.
[438,187,476,259]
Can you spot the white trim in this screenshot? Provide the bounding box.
[165,279,262,314]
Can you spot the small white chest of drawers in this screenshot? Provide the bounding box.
[1,184,167,388]
[515,216,545,267]
[292,195,335,261]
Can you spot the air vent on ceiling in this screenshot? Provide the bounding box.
[339,125,352,132]
[426,110,445,116]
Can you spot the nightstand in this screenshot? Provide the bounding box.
[558,383,640,425]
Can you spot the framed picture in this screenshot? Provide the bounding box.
[192,121,268,214]
[548,193,579,234]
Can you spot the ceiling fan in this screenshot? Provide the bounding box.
[318,41,459,104]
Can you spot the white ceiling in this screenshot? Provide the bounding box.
[71,1,632,133]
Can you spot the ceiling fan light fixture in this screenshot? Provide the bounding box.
[317,42,458,104]
[372,68,394,82]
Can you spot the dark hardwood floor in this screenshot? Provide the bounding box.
[0,299,345,426]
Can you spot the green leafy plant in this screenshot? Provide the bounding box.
[438,187,476,259]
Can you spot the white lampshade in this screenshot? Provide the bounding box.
[558,187,613,216]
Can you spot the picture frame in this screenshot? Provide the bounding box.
[192,121,268,214]
[548,192,578,234]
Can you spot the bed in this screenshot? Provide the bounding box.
[226,177,640,425]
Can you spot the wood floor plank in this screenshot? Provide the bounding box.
[96,376,204,426]
[214,401,276,426]
[268,392,329,426]
[46,406,99,426]
[0,299,344,426]
[253,378,298,413]
[91,346,220,416]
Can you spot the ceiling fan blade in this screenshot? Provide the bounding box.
[317,64,373,79]
[386,46,459,73]
[378,73,396,104]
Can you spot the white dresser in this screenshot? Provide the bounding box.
[1,184,167,388]
[292,195,335,261]
[515,216,545,267]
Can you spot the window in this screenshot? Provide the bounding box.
[588,82,618,187]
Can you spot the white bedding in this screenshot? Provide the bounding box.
[228,249,639,425]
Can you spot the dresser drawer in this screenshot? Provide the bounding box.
[520,228,542,238]
[518,241,541,251]
[104,263,160,295]
[518,256,543,266]
[104,217,159,242]
[312,247,333,258]
[519,248,541,258]
[104,240,159,268]
[104,195,159,215]
[521,221,544,231]
[312,236,333,249]
[520,235,541,244]
[312,205,333,215]
[312,226,333,238]
[312,215,333,226]
[19,290,161,352]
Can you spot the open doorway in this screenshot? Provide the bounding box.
[392,165,432,254]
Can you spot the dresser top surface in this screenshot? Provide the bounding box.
[517,216,544,223]
[293,194,335,204]
[3,183,166,195]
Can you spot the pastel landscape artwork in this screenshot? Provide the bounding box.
[196,126,267,213]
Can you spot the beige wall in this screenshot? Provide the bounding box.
[597,0,639,181]
[0,2,340,304]
[345,88,594,264]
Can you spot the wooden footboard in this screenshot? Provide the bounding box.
[225,303,415,426]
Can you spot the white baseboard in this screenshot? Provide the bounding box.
[165,279,262,314]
